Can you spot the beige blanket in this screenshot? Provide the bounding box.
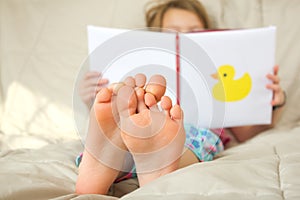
[1,127,299,199]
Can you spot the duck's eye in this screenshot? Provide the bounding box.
[223,73,227,77]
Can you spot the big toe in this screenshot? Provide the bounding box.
[145,75,166,107]
[95,87,112,103]
[117,85,137,117]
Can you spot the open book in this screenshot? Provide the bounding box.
[87,25,276,129]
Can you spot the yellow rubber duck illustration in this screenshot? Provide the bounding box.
[211,65,252,102]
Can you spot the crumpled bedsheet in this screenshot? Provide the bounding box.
[0,127,299,200]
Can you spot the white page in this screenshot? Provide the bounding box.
[183,27,276,128]
[87,26,177,104]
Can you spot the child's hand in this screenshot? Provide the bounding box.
[79,71,109,109]
[266,65,286,108]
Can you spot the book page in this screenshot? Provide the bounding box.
[183,27,276,128]
[87,26,178,104]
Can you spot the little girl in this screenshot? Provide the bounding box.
[76,0,285,194]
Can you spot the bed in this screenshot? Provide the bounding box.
[0,0,300,199]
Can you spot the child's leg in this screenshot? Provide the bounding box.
[76,86,128,194]
[76,74,167,194]
[179,125,224,168]
[117,85,186,186]
[178,148,199,168]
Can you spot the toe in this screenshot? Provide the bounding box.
[95,88,112,103]
[117,85,137,117]
[135,87,147,112]
[170,105,183,122]
[124,76,135,88]
[161,96,172,116]
[144,93,157,108]
[135,74,146,88]
[108,83,125,95]
[145,75,166,107]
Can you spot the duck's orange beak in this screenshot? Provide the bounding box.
[211,73,219,80]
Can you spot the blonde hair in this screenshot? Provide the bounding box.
[145,0,211,29]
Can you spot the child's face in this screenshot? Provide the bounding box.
[162,8,205,33]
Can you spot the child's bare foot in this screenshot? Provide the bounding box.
[76,85,129,194]
[117,83,186,186]
[76,74,167,194]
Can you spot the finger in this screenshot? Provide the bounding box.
[80,85,106,101]
[266,74,280,84]
[84,71,102,80]
[98,78,109,86]
[273,65,279,76]
[266,84,281,92]
[79,86,97,96]
[83,77,104,88]
[271,94,282,106]
[82,92,97,106]
[271,90,285,106]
